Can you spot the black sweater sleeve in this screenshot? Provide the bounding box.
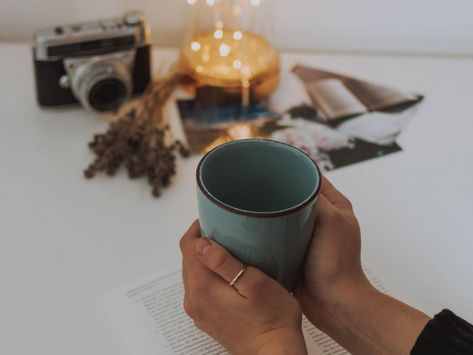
[411,309,473,354]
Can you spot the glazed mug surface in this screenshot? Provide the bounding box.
[196,139,321,291]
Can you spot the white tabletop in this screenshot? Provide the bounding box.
[1,43,472,355]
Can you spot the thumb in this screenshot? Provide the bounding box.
[320,176,353,213]
[193,237,244,285]
[316,193,339,219]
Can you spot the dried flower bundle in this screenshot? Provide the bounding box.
[84,67,190,197]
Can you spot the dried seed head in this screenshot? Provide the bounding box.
[84,70,190,197]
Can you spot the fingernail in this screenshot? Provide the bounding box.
[194,238,211,256]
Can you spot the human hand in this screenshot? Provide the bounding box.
[180,221,307,355]
[295,176,370,314]
[295,177,430,355]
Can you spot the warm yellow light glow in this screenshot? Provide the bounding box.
[180,1,280,99]
[214,29,223,39]
[219,43,230,57]
[241,65,252,77]
[232,59,242,69]
[190,41,201,51]
[228,124,252,139]
[233,30,243,41]
[181,29,278,89]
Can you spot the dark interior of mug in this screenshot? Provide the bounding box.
[199,140,319,213]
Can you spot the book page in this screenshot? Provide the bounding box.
[104,267,387,355]
[306,79,367,120]
[292,64,422,116]
[344,79,419,112]
[104,270,226,355]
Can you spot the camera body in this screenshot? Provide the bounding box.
[33,11,152,113]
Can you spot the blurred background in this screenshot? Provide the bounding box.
[1,0,472,55]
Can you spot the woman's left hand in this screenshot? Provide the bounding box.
[180,220,307,355]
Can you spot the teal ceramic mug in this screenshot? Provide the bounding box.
[196,139,321,291]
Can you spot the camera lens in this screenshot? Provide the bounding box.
[88,78,127,112]
[71,59,132,113]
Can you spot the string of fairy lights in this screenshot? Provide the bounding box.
[180,0,279,96]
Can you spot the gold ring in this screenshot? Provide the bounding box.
[229,265,248,287]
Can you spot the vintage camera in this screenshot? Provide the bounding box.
[33,11,152,113]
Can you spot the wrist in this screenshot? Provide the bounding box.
[248,326,307,355]
[299,280,430,355]
[299,275,376,328]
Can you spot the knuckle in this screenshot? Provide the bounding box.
[183,300,193,318]
[207,248,229,271]
[344,198,353,210]
[247,268,268,291]
[193,318,205,331]
[325,208,344,223]
[253,269,268,284]
[190,302,205,321]
[179,237,186,251]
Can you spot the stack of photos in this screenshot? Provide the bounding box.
[176,65,423,172]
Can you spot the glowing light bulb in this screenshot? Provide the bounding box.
[206,0,215,5]
[250,0,261,6]
[232,59,242,69]
[233,30,243,40]
[190,41,201,51]
[186,0,196,4]
[195,65,203,73]
[219,43,230,57]
[214,29,223,39]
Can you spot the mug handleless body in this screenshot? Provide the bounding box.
[197,188,318,291]
[196,139,321,291]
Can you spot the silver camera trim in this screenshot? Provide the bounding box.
[33,11,152,61]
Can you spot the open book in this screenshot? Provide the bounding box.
[103,267,387,355]
[293,65,422,122]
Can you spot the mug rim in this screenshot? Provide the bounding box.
[196,138,321,218]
